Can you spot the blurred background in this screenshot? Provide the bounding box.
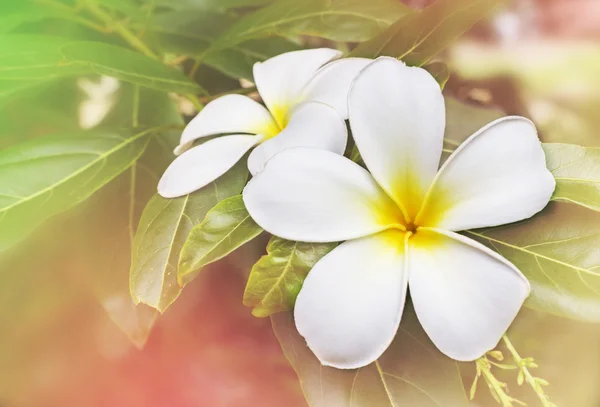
[1,0,600,406]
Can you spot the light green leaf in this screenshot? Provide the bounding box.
[243,237,336,318]
[130,162,247,313]
[150,0,274,11]
[544,143,600,212]
[0,130,152,256]
[0,1,64,34]
[272,304,469,407]
[467,202,600,322]
[0,35,202,94]
[207,0,412,53]
[350,0,502,65]
[178,195,263,284]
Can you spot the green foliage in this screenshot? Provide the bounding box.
[544,143,600,212]
[0,131,151,255]
[272,304,469,407]
[178,195,263,284]
[207,0,412,53]
[350,0,502,64]
[129,162,248,313]
[0,35,201,94]
[243,237,336,317]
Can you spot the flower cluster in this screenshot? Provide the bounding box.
[159,50,555,370]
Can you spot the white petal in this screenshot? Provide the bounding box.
[158,134,261,198]
[408,227,530,361]
[299,57,372,119]
[348,57,445,220]
[175,95,278,155]
[247,102,347,175]
[243,147,404,243]
[253,48,342,128]
[416,117,555,231]
[295,230,408,369]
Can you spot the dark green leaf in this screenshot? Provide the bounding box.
[149,11,301,79]
[207,0,412,53]
[243,237,336,317]
[350,0,502,65]
[0,130,152,255]
[272,304,469,407]
[0,35,202,94]
[467,202,600,322]
[544,143,600,212]
[130,162,248,313]
[179,195,263,284]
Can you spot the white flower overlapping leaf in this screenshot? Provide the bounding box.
[243,57,556,369]
[158,48,372,198]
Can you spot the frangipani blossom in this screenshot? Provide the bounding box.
[243,57,555,369]
[158,48,372,198]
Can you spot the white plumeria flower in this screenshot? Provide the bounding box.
[158,48,372,198]
[243,57,555,369]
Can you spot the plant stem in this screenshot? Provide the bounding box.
[502,335,554,407]
[82,0,203,111]
[476,358,518,407]
[84,0,158,59]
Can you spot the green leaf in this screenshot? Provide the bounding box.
[272,303,469,407]
[130,162,248,313]
[207,0,412,53]
[150,0,275,11]
[0,1,64,34]
[467,202,600,322]
[149,11,301,79]
[0,130,152,255]
[178,195,263,284]
[544,143,600,212]
[0,35,201,94]
[350,0,502,65]
[243,237,336,317]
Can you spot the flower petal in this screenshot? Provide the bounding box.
[408,227,530,361]
[247,102,347,175]
[158,134,261,198]
[175,94,278,155]
[348,57,445,220]
[416,117,555,231]
[253,48,342,128]
[295,230,408,369]
[243,147,403,243]
[299,57,372,119]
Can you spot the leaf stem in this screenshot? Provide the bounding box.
[83,0,158,59]
[475,357,524,407]
[502,335,555,407]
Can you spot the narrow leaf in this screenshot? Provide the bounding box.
[178,195,263,284]
[272,303,469,407]
[0,131,151,255]
[350,0,502,65]
[130,162,247,313]
[0,35,202,94]
[243,237,336,318]
[207,0,412,53]
[544,143,600,212]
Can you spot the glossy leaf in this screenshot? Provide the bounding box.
[130,162,248,313]
[272,303,469,407]
[350,0,502,65]
[0,35,202,94]
[0,131,152,255]
[179,195,263,284]
[544,143,600,212]
[467,202,600,322]
[207,0,412,52]
[243,237,336,318]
